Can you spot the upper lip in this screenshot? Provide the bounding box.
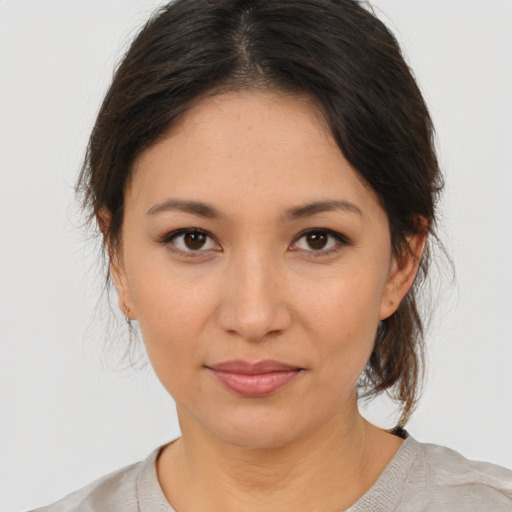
[207,359,302,374]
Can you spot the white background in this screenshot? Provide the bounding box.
[1,1,511,510]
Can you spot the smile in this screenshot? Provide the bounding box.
[206,360,304,397]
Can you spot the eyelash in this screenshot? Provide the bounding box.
[159,228,219,258]
[291,228,351,257]
[158,228,351,258]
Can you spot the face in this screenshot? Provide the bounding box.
[113,90,417,449]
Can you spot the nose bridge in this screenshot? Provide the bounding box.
[217,244,291,341]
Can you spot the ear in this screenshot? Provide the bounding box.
[379,224,427,321]
[110,256,137,321]
[96,209,137,320]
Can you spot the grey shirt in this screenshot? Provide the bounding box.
[31,435,512,511]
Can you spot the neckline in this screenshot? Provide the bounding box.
[345,434,419,511]
[137,434,420,512]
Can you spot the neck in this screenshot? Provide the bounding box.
[156,405,402,512]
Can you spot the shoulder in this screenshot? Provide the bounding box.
[400,437,512,511]
[28,447,162,512]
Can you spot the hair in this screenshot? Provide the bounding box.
[78,0,443,426]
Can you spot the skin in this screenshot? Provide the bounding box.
[111,90,425,511]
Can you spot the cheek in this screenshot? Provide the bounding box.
[299,270,385,367]
[302,269,385,332]
[125,261,219,374]
[132,278,218,401]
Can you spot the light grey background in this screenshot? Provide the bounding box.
[1,1,511,510]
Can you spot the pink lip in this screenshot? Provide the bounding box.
[207,360,303,397]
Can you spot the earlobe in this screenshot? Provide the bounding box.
[96,210,137,320]
[110,258,137,321]
[379,229,427,321]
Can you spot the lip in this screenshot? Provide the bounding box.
[206,359,303,397]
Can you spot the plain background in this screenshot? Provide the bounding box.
[1,1,511,510]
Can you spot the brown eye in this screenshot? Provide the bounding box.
[305,232,328,250]
[165,229,219,253]
[293,229,348,255]
[184,232,207,250]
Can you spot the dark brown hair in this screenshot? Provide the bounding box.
[78,0,443,426]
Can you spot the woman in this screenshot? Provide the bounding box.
[29,0,512,510]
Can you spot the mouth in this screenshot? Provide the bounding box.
[206,359,304,397]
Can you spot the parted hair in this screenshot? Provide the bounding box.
[78,0,443,426]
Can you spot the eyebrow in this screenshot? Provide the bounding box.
[146,199,225,218]
[282,200,363,221]
[146,198,362,220]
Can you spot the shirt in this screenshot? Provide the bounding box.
[31,435,512,511]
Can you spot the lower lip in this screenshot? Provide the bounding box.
[209,369,301,397]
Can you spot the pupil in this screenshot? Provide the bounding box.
[185,232,206,250]
[307,232,327,250]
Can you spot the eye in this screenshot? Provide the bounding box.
[291,228,349,255]
[161,228,220,254]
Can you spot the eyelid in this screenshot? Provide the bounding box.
[290,228,351,256]
[159,228,221,255]
[158,227,350,258]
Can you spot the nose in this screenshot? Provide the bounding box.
[216,249,293,342]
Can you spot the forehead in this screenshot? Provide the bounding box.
[128,90,382,219]
[140,89,334,172]
[176,89,330,142]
